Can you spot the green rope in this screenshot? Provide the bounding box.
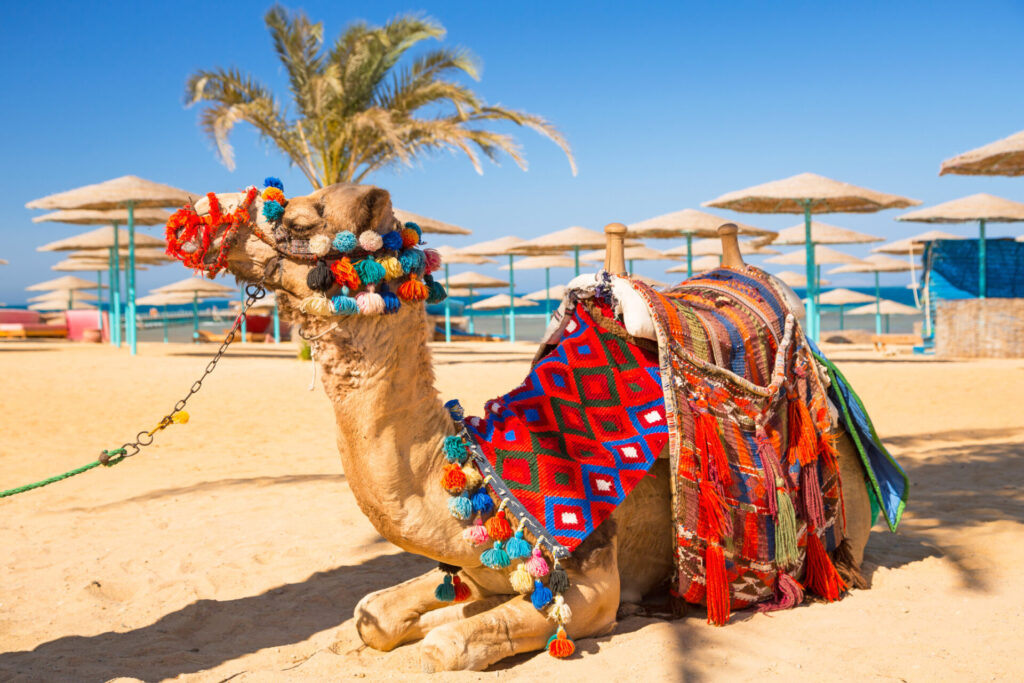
[0,449,127,499]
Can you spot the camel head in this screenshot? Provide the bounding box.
[164,181,446,323]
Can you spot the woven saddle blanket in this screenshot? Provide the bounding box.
[461,267,893,622]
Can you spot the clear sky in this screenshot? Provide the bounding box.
[3,0,1023,305]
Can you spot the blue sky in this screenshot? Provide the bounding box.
[3,0,1023,304]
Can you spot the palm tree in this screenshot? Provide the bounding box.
[185,5,575,188]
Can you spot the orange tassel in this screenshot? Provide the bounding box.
[485,509,513,541]
[440,463,467,495]
[804,529,847,602]
[452,575,472,602]
[330,257,361,289]
[696,411,732,485]
[787,393,818,467]
[397,274,429,302]
[697,480,732,539]
[704,542,730,625]
[547,627,575,658]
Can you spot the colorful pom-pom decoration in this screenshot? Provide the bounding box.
[426,278,447,304]
[382,230,403,251]
[331,293,359,315]
[548,564,570,594]
[448,492,473,520]
[443,435,468,464]
[441,463,467,495]
[355,291,386,315]
[398,249,425,276]
[263,177,284,190]
[471,488,494,514]
[397,274,429,302]
[261,186,285,204]
[452,575,472,602]
[299,295,333,316]
[547,627,575,659]
[309,234,332,257]
[401,227,420,248]
[463,517,490,546]
[354,258,386,285]
[480,541,510,569]
[378,255,404,280]
[506,531,532,559]
[510,564,534,594]
[381,290,401,314]
[306,261,334,292]
[330,258,362,289]
[525,547,550,578]
[485,510,513,542]
[403,221,422,238]
[262,200,285,222]
[434,574,456,602]
[359,230,384,252]
[423,248,442,273]
[332,231,358,253]
[531,580,553,609]
[461,463,482,491]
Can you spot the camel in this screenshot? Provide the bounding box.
[172,182,873,672]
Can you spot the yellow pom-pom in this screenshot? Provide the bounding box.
[462,464,482,491]
[262,187,286,204]
[377,256,404,280]
[172,411,190,424]
[510,563,533,594]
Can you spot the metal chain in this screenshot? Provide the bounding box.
[99,281,267,464]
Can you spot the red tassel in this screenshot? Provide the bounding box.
[440,463,467,494]
[704,542,730,626]
[757,572,804,613]
[484,509,513,542]
[697,480,732,539]
[801,465,826,529]
[787,392,819,467]
[804,529,847,602]
[452,575,472,602]
[696,411,732,485]
[756,425,784,517]
[547,627,575,658]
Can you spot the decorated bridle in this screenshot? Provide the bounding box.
[165,177,448,318]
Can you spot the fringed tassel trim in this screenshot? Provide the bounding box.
[804,527,847,602]
[704,541,730,626]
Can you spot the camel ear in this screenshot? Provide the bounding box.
[316,184,394,235]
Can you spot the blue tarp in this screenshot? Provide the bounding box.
[928,238,1024,299]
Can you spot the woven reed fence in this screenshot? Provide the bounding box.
[935,298,1024,358]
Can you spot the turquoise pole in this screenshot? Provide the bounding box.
[111,225,122,347]
[874,271,882,335]
[96,270,104,335]
[686,234,693,277]
[67,290,73,310]
[628,259,634,275]
[544,267,551,326]
[444,262,451,343]
[508,254,516,343]
[838,304,844,330]
[802,201,817,342]
[192,292,199,342]
[978,219,986,299]
[127,203,137,355]
[273,300,281,343]
[162,305,169,343]
[574,246,580,276]
[240,285,247,342]
[107,248,116,345]
[885,314,890,334]
[468,285,475,334]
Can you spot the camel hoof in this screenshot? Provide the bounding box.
[420,626,472,672]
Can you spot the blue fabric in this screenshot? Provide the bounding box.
[808,339,908,531]
[929,238,1024,299]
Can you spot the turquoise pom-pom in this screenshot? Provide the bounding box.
[505,530,531,559]
[471,489,494,514]
[398,249,425,275]
[332,231,358,253]
[262,200,284,221]
[480,541,510,569]
[403,221,422,238]
[448,493,473,521]
[382,230,403,251]
[263,177,284,190]
[434,574,456,602]
[354,258,386,284]
[381,291,400,313]
[427,279,447,304]
[443,435,467,464]
[531,580,553,609]
[331,295,359,315]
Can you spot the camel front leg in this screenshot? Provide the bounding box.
[355,568,456,651]
[419,541,620,672]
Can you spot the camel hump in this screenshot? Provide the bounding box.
[718,223,745,268]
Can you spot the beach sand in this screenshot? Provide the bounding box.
[1,340,1021,682]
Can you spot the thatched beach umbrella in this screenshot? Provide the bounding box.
[665,255,723,274]
[393,209,472,235]
[461,236,529,342]
[432,246,496,341]
[445,271,510,337]
[26,275,105,312]
[0,258,7,265]
[27,176,192,355]
[468,293,537,339]
[766,245,864,267]
[632,274,669,288]
[847,299,920,334]
[666,238,780,259]
[501,255,574,325]
[704,172,919,341]
[872,230,964,255]
[154,277,235,341]
[772,270,831,289]
[29,299,96,311]
[580,245,671,275]
[137,292,200,343]
[897,193,1024,299]
[772,221,880,306]
[28,290,98,303]
[524,284,568,301]
[817,288,876,330]
[510,226,639,276]
[829,254,914,335]
[627,209,775,277]
[940,130,1024,177]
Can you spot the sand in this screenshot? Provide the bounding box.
[1,339,1022,682]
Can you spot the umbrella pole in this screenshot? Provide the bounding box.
[192,292,199,342]
[111,224,122,347]
[802,201,817,342]
[444,263,451,343]
[545,267,551,326]
[885,314,890,334]
[908,247,920,308]
[686,234,693,277]
[468,286,475,334]
[273,299,281,343]
[163,305,169,344]
[874,271,882,335]
[240,285,247,343]
[978,219,986,299]
[574,246,580,276]
[628,259,634,275]
[508,255,516,343]
[96,270,104,336]
[839,304,844,330]
[127,203,137,355]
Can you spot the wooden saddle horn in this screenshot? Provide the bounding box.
[603,222,628,276]
[718,223,745,269]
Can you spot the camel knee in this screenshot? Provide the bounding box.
[355,589,415,651]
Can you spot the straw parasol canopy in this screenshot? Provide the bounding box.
[136,292,199,306]
[580,245,669,263]
[52,259,151,272]
[627,209,775,240]
[666,255,722,273]
[817,288,877,306]
[432,245,495,265]
[773,221,882,246]
[32,207,171,226]
[704,173,920,214]
[771,271,831,288]
[70,247,171,262]
[0,258,7,265]
[28,290,98,303]
[29,300,96,311]
[847,300,920,316]
[665,238,779,258]
[632,275,669,288]
[458,236,528,257]
[392,208,471,235]
[766,246,864,266]
[897,193,1024,225]
[872,230,964,255]
[26,275,106,292]
[525,285,567,301]
[829,254,913,274]
[153,278,235,297]
[940,130,1024,177]
[510,227,639,257]
[37,226,165,252]
[25,175,193,211]
[445,272,509,289]
[468,294,537,311]
[501,255,575,270]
